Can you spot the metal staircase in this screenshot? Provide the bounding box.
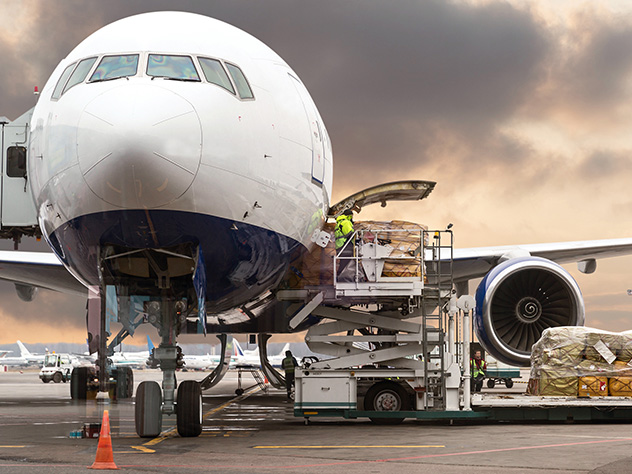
[422,230,454,410]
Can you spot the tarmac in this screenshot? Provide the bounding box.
[0,368,632,473]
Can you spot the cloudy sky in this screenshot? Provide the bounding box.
[1,0,632,345]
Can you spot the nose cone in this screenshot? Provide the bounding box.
[77,85,201,208]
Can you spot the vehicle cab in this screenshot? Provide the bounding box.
[39,353,73,383]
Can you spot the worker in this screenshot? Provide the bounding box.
[334,210,355,279]
[470,350,487,392]
[282,350,298,400]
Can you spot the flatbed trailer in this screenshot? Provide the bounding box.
[295,393,632,423]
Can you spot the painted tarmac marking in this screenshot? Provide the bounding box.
[254,445,445,449]
[111,437,632,470]
[130,384,263,452]
[0,446,26,448]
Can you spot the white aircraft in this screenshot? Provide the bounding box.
[233,340,289,368]
[17,340,47,365]
[182,353,220,371]
[0,11,631,436]
[110,336,154,369]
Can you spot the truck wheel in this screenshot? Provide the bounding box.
[135,381,162,438]
[487,379,495,389]
[505,379,514,389]
[364,381,409,425]
[176,380,203,437]
[71,367,89,400]
[53,372,63,384]
[42,377,51,383]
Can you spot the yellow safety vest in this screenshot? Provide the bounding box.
[335,215,354,250]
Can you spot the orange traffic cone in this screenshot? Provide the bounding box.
[89,410,119,470]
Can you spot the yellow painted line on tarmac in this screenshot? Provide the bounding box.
[203,385,263,420]
[129,446,156,453]
[0,446,26,448]
[131,384,263,452]
[254,445,445,449]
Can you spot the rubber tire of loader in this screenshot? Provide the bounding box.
[364,381,409,425]
[70,367,89,400]
[176,380,203,437]
[135,381,162,438]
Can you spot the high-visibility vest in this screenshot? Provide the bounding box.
[282,356,296,374]
[335,215,354,250]
[471,358,486,377]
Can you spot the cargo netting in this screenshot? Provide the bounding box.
[527,326,632,397]
[280,220,427,289]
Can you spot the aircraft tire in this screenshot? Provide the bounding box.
[364,381,408,425]
[135,381,162,438]
[176,380,203,437]
[70,367,89,399]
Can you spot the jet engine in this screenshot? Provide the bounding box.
[15,283,38,302]
[474,257,584,366]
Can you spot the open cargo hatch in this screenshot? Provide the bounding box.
[327,180,436,217]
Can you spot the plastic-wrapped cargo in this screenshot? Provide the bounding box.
[280,220,427,289]
[527,326,632,397]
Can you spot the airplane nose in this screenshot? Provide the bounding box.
[77,84,202,208]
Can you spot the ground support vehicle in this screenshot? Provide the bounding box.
[288,227,632,424]
[485,366,521,389]
[39,353,74,383]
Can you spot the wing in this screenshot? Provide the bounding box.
[0,250,87,296]
[452,238,632,281]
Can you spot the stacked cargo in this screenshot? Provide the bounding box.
[527,327,632,397]
[280,220,427,289]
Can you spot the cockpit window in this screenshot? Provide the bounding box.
[198,58,235,94]
[147,54,200,81]
[225,63,254,99]
[90,54,139,82]
[52,63,76,100]
[62,57,97,95]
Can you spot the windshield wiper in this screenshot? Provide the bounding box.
[90,76,130,84]
[150,76,200,82]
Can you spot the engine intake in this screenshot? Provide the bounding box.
[474,257,584,366]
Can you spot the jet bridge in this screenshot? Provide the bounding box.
[0,109,40,248]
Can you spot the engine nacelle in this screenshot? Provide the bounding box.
[474,257,584,366]
[15,283,38,302]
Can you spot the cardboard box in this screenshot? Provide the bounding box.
[578,376,608,397]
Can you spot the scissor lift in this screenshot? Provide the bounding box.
[277,227,476,423]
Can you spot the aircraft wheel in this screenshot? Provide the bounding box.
[487,379,496,389]
[505,379,514,389]
[135,381,162,438]
[116,367,134,399]
[70,367,89,399]
[53,372,62,384]
[176,380,203,437]
[364,381,408,425]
